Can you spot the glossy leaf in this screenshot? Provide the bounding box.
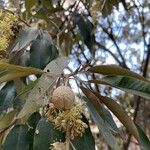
[72,116,95,150]
[81,87,119,150]
[0,82,15,113]
[0,62,44,84]
[136,124,150,150]
[93,91,139,141]
[0,110,17,131]
[102,107,118,133]
[30,32,58,69]
[90,75,150,99]
[81,88,118,133]
[33,117,65,150]
[3,125,30,150]
[17,57,69,121]
[88,65,149,82]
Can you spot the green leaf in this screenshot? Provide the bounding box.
[92,91,139,141]
[17,57,69,121]
[72,116,95,150]
[33,117,65,150]
[81,88,118,133]
[3,125,30,150]
[13,80,38,110]
[0,62,44,84]
[81,87,119,150]
[90,75,150,99]
[102,107,118,133]
[0,82,15,113]
[136,125,150,150]
[73,13,95,50]
[27,112,41,149]
[88,65,149,82]
[0,110,17,131]
[30,32,58,69]
[18,51,30,67]
[9,27,39,53]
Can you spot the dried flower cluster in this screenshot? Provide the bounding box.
[0,10,17,61]
[51,142,66,150]
[46,101,88,139]
[46,86,88,149]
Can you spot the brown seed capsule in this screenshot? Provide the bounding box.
[51,86,75,110]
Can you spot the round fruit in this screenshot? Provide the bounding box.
[51,86,75,110]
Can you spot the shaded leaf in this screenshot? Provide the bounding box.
[0,110,17,131]
[17,57,69,121]
[30,32,58,69]
[81,87,119,150]
[9,27,39,53]
[18,50,30,67]
[136,124,150,150]
[73,13,95,51]
[0,82,15,113]
[27,112,41,149]
[13,80,38,110]
[3,125,30,150]
[33,117,65,150]
[72,115,95,150]
[88,65,149,82]
[0,62,44,84]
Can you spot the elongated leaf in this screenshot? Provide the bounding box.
[72,115,95,150]
[92,91,139,141]
[73,13,95,50]
[88,65,149,82]
[3,125,30,150]
[17,57,69,121]
[9,27,39,53]
[0,110,17,131]
[30,32,58,69]
[136,124,150,150]
[81,88,118,133]
[0,62,44,84]
[90,75,150,99]
[33,117,65,150]
[0,82,16,113]
[13,80,38,109]
[81,87,119,150]
[102,107,118,133]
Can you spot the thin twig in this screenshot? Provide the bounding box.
[65,125,71,150]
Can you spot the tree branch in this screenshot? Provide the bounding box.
[100,24,128,69]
